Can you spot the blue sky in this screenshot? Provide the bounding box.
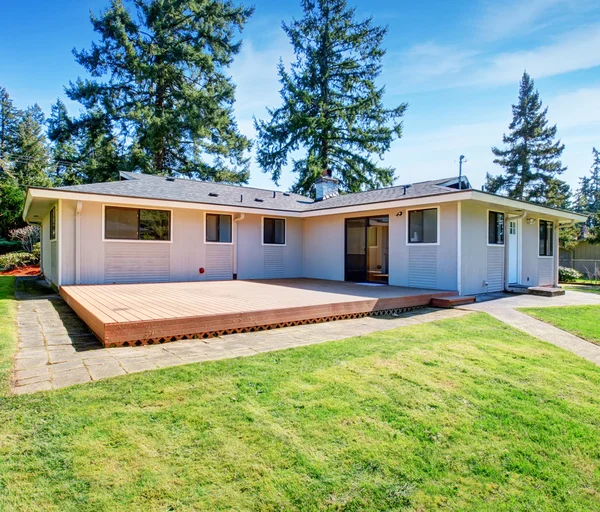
[1,0,599,193]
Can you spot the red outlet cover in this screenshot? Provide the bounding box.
[199,267,205,274]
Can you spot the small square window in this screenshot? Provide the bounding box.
[408,209,437,244]
[264,218,285,245]
[206,214,232,243]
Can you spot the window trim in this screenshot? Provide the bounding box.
[49,206,57,242]
[261,216,287,246]
[204,212,234,245]
[487,209,505,247]
[538,218,555,258]
[405,206,440,246]
[102,204,173,243]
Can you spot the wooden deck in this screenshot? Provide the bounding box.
[60,279,456,347]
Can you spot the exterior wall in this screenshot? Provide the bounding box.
[303,202,459,291]
[57,200,302,285]
[41,208,57,286]
[461,202,505,294]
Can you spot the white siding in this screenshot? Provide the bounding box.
[264,245,285,278]
[408,246,437,288]
[105,243,170,283]
[487,246,504,292]
[205,244,232,280]
[50,241,58,285]
[538,258,554,285]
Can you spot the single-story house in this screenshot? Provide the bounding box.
[23,171,586,296]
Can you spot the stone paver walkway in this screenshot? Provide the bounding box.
[12,283,470,394]
[460,290,600,365]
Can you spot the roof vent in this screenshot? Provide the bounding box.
[208,192,219,197]
[254,198,264,203]
[166,177,176,182]
[272,191,276,198]
[283,192,290,197]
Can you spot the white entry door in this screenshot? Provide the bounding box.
[508,219,519,284]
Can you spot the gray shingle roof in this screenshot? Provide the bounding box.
[55,171,467,212]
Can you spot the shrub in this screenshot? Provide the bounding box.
[9,225,40,253]
[559,266,582,283]
[32,242,41,262]
[0,239,22,256]
[0,252,38,271]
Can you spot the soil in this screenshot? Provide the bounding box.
[0,265,41,276]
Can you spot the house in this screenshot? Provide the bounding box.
[23,171,586,296]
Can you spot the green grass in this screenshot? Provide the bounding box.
[563,285,600,295]
[0,276,17,393]
[2,276,600,510]
[520,305,600,344]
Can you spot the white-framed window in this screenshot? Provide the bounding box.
[539,219,554,257]
[407,207,438,245]
[104,206,171,241]
[263,217,286,245]
[49,206,57,241]
[488,210,505,245]
[206,213,232,243]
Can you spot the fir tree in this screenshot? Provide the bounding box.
[255,0,406,196]
[11,105,51,189]
[47,99,84,186]
[486,71,567,204]
[67,0,253,182]
[0,87,20,175]
[577,148,600,244]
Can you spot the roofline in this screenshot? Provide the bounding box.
[23,185,588,222]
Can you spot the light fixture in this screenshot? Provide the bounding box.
[527,218,536,225]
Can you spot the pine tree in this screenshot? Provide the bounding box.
[0,87,20,174]
[577,148,600,244]
[486,71,567,204]
[47,99,85,186]
[67,0,253,183]
[255,0,406,196]
[11,105,51,189]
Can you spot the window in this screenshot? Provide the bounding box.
[539,220,554,257]
[263,217,286,245]
[49,207,57,241]
[206,214,232,243]
[105,206,171,241]
[488,211,505,245]
[408,208,437,244]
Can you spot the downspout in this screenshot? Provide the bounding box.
[504,211,528,291]
[75,201,82,285]
[232,213,245,280]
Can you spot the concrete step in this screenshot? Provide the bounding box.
[430,295,476,308]
[527,286,565,297]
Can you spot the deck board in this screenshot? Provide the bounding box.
[60,279,456,346]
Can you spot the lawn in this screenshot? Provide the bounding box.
[1,276,600,511]
[563,285,600,295]
[520,305,600,344]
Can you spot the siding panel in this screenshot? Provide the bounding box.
[408,246,437,288]
[264,246,285,278]
[205,244,232,280]
[50,241,58,285]
[538,258,553,285]
[105,243,170,284]
[487,246,504,292]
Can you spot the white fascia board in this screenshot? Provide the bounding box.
[471,191,588,222]
[300,191,473,217]
[25,188,305,218]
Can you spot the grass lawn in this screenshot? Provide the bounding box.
[520,305,600,344]
[563,285,600,295]
[2,276,600,510]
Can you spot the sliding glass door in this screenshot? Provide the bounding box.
[345,216,389,284]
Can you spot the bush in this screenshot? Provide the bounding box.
[0,239,22,256]
[9,225,40,253]
[0,252,38,271]
[559,266,582,283]
[32,242,40,262]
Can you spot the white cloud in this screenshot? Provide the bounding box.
[547,87,600,130]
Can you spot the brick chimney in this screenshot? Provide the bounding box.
[314,171,339,201]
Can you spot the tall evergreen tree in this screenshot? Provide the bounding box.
[67,0,253,183]
[255,0,406,196]
[47,99,84,186]
[486,71,567,204]
[0,87,20,174]
[11,105,51,189]
[576,148,600,244]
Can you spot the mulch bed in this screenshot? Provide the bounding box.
[0,265,41,276]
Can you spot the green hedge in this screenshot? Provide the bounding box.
[0,239,21,256]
